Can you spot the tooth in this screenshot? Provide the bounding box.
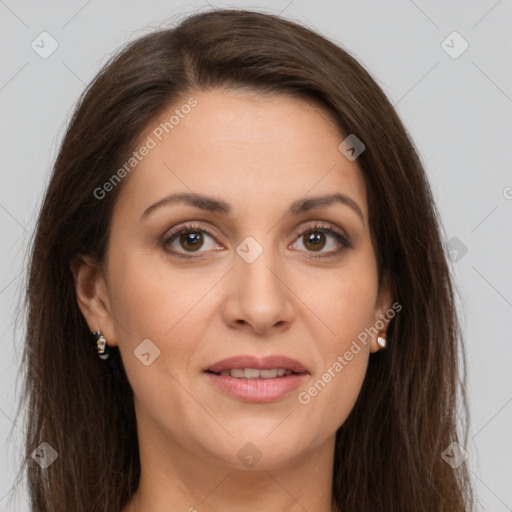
[244,368,261,379]
[222,368,293,379]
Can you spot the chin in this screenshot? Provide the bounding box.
[203,432,311,471]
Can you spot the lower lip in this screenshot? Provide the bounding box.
[204,372,308,403]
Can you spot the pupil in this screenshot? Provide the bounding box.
[181,232,203,250]
[305,231,325,251]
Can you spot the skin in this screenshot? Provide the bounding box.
[71,88,393,512]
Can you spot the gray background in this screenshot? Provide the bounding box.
[1,0,511,510]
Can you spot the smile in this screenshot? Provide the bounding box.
[208,368,297,379]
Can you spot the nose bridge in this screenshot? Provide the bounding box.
[224,233,293,332]
[236,233,283,297]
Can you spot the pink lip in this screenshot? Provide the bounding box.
[204,372,308,403]
[204,354,309,403]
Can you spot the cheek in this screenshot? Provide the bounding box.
[106,247,223,394]
[107,246,214,339]
[312,359,369,434]
[300,328,370,432]
[106,249,207,412]
[296,257,376,426]
[302,257,378,343]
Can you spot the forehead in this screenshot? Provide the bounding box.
[114,88,368,224]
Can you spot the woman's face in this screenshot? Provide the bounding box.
[75,88,392,470]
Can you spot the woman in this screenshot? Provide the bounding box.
[14,8,475,512]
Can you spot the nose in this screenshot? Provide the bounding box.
[221,243,295,336]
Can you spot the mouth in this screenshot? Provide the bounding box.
[205,354,309,377]
[204,354,309,402]
[205,367,303,379]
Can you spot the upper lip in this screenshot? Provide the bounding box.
[206,355,309,374]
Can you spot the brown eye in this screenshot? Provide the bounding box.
[177,231,204,251]
[302,230,327,251]
[292,223,352,258]
[161,223,221,258]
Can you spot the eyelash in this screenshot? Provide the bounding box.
[160,221,352,260]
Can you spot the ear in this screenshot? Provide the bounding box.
[69,254,118,347]
[370,270,394,353]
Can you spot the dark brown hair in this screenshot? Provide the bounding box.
[12,8,475,511]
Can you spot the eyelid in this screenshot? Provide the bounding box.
[163,221,222,244]
[294,220,349,241]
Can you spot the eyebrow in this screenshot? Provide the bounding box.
[140,192,364,221]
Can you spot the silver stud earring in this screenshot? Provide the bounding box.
[93,330,111,360]
[377,331,387,349]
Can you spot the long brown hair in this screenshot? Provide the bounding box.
[12,8,475,511]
